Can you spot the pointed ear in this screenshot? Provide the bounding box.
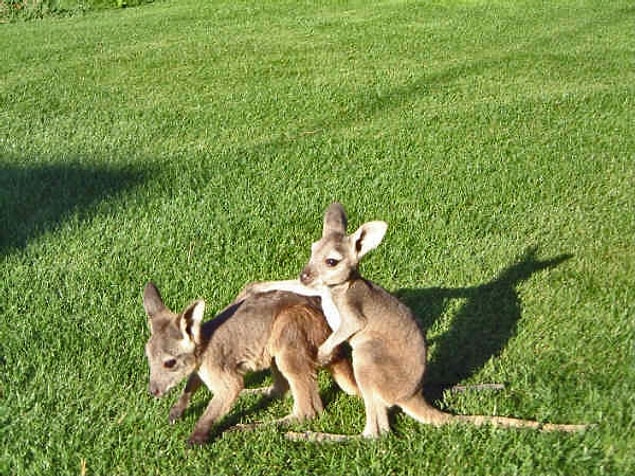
[349,221,388,259]
[323,202,348,236]
[180,300,205,344]
[143,282,166,318]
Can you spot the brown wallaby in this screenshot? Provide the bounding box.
[244,202,588,440]
[142,282,358,445]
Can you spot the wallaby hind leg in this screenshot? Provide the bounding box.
[276,348,323,420]
[398,392,454,427]
[269,304,326,421]
[327,354,359,396]
[169,373,203,424]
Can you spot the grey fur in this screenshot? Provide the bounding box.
[143,282,357,445]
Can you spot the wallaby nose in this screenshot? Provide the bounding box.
[149,383,162,398]
[300,266,313,284]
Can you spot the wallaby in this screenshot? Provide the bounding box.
[142,282,358,445]
[244,202,588,440]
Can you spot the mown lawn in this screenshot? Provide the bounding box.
[1,0,633,474]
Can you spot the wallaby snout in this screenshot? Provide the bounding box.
[149,381,164,398]
[300,265,314,285]
[147,361,190,399]
[143,282,204,403]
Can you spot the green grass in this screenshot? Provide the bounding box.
[0,0,151,22]
[1,0,633,474]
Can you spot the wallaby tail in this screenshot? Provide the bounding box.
[399,393,454,426]
[457,415,588,432]
[399,393,588,432]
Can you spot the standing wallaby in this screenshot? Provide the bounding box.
[244,202,588,440]
[143,282,357,445]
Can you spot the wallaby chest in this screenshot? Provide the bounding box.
[320,291,341,331]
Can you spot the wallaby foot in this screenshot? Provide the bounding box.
[240,385,277,397]
[169,373,203,424]
[275,414,300,426]
[449,383,505,393]
[187,429,210,446]
[226,414,299,434]
[168,403,187,424]
[226,421,269,432]
[239,362,291,399]
[361,396,391,438]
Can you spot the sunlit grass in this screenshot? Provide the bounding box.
[1,1,633,474]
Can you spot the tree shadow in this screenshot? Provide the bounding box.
[0,162,146,254]
[394,247,572,402]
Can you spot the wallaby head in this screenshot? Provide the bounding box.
[300,202,388,287]
[143,282,205,398]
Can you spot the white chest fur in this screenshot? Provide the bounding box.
[320,291,341,331]
[197,365,213,391]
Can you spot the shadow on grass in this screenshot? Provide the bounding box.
[394,246,572,402]
[0,162,146,254]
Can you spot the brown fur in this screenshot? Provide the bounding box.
[246,202,588,440]
[143,283,357,445]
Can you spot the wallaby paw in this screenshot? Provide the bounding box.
[240,385,276,397]
[317,348,333,366]
[235,282,260,301]
[226,421,265,433]
[168,406,185,424]
[187,431,209,446]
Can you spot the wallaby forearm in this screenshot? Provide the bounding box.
[248,280,322,297]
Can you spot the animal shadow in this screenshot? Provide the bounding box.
[394,247,572,402]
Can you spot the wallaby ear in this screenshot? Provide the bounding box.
[143,282,166,318]
[349,221,388,259]
[322,202,348,236]
[180,300,205,344]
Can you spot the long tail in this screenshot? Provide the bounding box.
[400,393,588,432]
[284,392,589,443]
[456,414,588,432]
[283,414,588,443]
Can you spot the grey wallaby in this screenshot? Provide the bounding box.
[142,282,358,445]
[244,202,588,440]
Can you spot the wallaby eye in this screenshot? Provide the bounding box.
[163,359,177,369]
[325,258,339,267]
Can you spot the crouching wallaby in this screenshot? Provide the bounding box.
[142,282,357,445]
[244,202,588,440]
